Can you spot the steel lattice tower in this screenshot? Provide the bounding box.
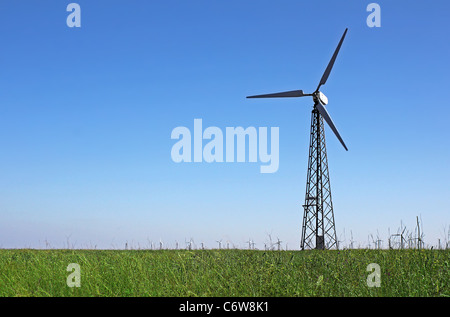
[301,106,338,250]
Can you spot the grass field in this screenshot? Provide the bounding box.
[0,249,448,297]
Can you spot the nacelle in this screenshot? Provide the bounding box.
[317,91,328,105]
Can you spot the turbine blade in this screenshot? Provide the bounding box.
[316,28,348,92]
[315,102,348,151]
[247,90,308,99]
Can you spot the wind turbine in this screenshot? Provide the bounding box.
[246,238,253,250]
[185,238,192,251]
[190,238,196,250]
[267,233,274,250]
[416,216,424,250]
[391,225,407,249]
[276,237,283,251]
[247,29,349,250]
[376,230,383,249]
[349,230,355,249]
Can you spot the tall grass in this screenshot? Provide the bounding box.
[0,249,448,297]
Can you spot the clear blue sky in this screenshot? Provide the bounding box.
[1,1,449,249]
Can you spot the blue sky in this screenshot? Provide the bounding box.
[0,1,449,249]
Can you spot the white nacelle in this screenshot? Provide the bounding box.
[318,91,328,105]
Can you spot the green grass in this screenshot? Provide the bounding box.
[0,249,448,297]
